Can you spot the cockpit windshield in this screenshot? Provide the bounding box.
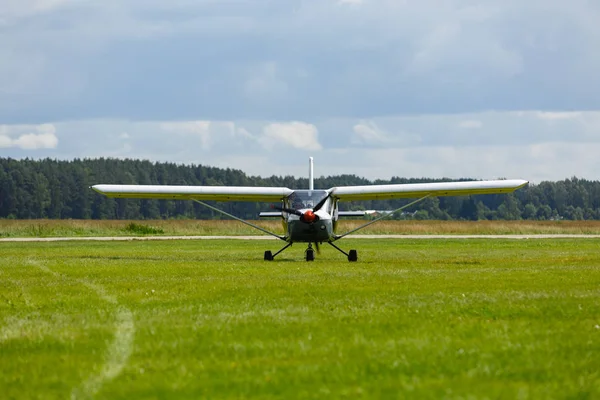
[287,190,328,210]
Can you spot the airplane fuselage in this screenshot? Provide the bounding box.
[285,211,334,243]
[279,189,337,243]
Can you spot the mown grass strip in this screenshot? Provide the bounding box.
[1,238,599,398]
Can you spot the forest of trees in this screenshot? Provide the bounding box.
[1,157,599,221]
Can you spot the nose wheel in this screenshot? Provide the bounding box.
[263,243,317,261]
[305,244,315,262]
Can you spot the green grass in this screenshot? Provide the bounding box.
[1,238,600,399]
[123,222,165,235]
[4,219,600,238]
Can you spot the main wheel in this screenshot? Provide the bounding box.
[348,250,358,262]
[264,250,273,261]
[305,249,315,262]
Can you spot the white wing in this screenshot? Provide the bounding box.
[330,179,528,201]
[258,211,284,218]
[91,185,294,202]
[337,210,394,217]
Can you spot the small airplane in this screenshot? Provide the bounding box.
[91,157,528,262]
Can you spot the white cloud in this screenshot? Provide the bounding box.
[405,16,524,79]
[535,112,583,120]
[337,0,363,5]
[0,135,12,147]
[160,121,212,150]
[161,121,211,134]
[458,120,483,129]
[1,0,72,19]
[349,141,600,184]
[3,110,600,183]
[12,133,58,150]
[261,122,322,151]
[353,121,389,144]
[351,119,422,147]
[0,123,58,149]
[235,127,255,140]
[243,62,289,101]
[1,1,600,122]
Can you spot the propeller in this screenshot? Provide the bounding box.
[272,192,331,224]
[312,193,330,212]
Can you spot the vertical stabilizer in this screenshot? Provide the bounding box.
[309,157,314,190]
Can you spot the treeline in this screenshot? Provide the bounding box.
[0,157,598,221]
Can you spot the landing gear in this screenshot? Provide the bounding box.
[305,244,315,262]
[264,243,292,261]
[264,242,357,262]
[348,249,358,262]
[328,241,358,262]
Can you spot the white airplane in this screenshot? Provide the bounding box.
[91,157,528,262]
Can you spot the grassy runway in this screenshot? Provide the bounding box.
[1,238,600,399]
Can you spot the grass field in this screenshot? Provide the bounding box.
[1,238,599,399]
[3,219,600,238]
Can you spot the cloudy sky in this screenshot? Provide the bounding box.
[2,0,600,183]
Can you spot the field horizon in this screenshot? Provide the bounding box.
[3,219,600,238]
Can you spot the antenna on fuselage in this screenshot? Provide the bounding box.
[308,157,314,190]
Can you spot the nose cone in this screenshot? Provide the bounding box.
[302,210,317,223]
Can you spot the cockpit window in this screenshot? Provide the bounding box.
[287,190,328,210]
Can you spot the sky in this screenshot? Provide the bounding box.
[1,0,600,183]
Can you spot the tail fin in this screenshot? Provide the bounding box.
[308,157,314,190]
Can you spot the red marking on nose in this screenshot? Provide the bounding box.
[303,210,316,223]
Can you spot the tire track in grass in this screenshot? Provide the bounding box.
[27,259,135,399]
[10,278,33,308]
[71,306,134,400]
[0,264,40,342]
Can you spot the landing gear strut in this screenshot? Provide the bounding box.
[328,241,358,262]
[305,243,315,262]
[264,242,357,262]
[264,242,293,261]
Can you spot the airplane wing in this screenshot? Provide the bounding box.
[330,179,528,202]
[91,185,294,202]
[259,211,284,218]
[258,210,395,218]
[337,210,394,217]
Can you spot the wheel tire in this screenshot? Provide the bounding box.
[348,250,358,262]
[306,249,315,262]
[264,250,273,261]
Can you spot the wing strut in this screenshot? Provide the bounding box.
[191,199,287,241]
[333,194,431,241]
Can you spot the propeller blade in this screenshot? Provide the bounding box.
[312,192,331,212]
[272,205,303,217]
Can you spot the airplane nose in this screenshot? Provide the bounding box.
[302,210,317,223]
